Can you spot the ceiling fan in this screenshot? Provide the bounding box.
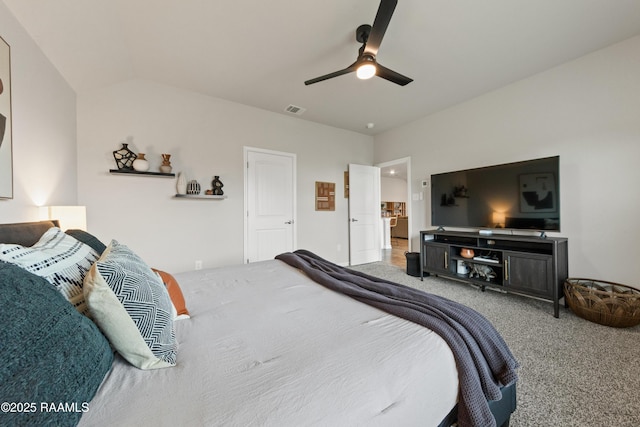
[304,0,412,86]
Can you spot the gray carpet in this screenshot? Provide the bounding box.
[350,262,640,427]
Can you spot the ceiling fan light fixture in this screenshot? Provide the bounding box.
[304,0,412,86]
[356,55,377,79]
[356,63,376,79]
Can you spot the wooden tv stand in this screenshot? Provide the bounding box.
[420,230,568,317]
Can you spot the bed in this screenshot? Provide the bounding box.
[0,221,517,427]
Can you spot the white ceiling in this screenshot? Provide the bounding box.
[4,0,640,135]
[380,163,407,181]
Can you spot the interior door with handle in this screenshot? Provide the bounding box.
[245,148,296,263]
[348,163,381,265]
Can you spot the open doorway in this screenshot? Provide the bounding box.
[377,157,411,268]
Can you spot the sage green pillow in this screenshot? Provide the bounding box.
[0,261,113,426]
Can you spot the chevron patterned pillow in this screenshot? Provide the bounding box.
[0,227,99,316]
[84,240,177,370]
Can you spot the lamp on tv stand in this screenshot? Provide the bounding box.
[492,212,506,229]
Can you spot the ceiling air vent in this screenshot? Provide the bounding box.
[284,104,306,115]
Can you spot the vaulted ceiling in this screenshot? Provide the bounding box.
[4,0,640,135]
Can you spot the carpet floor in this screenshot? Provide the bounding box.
[350,262,640,427]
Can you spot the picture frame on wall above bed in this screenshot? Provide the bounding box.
[0,35,13,199]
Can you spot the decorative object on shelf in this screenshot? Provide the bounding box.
[460,248,475,258]
[176,172,187,195]
[132,153,150,172]
[456,260,470,275]
[159,154,172,173]
[469,264,496,282]
[564,278,640,328]
[211,176,224,196]
[186,180,201,195]
[112,143,137,170]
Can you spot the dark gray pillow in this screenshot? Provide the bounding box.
[0,261,113,426]
[66,229,107,255]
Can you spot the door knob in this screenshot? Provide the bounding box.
[285,220,294,224]
[351,218,358,222]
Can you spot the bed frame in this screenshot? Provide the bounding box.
[0,220,59,245]
[437,382,516,427]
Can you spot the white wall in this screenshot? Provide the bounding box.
[6,1,638,284]
[374,35,640,285]
[0,4,77,221]
[381,177,407,204]
[77,79,373,272]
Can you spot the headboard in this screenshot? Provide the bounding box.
[0,220,60,246]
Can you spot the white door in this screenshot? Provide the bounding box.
[245,148,296,263]
[348,163,381,265]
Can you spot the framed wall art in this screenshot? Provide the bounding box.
[0,35,13,199]
[315,181,335,211]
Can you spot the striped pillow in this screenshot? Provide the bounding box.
[84,240,177,369]
[0,227,99,315]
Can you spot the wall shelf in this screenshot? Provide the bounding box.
[109,169,175,177]
[381,201,406,217]
[174,194,226,200]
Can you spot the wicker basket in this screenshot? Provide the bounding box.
[564,278,640,328]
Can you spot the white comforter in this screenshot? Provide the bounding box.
[79,260,458,427]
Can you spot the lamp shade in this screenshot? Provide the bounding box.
[46,206,87,231]
[492,212,506,228]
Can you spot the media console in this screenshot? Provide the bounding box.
[420,230,568,317]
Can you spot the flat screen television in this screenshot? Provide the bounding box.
[431,156,560,232]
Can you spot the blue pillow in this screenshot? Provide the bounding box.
[0,261,113,426]
[66,229,107,255]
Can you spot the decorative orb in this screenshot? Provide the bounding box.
[186,180,201,195]
[460,248,475,259]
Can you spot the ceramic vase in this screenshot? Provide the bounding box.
[211,175,224,195]
[112,143,136,170]
[160,154,172,173]
[132,153,150,172]
[187,180,201,195]
[176,172,187,195]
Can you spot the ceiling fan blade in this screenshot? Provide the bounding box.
[304,62,358,85]
[363,0,398,57]
[376,63,413,86]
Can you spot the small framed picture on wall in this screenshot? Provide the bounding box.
[315,181,335,211]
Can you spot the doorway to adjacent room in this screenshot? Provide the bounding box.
[377,157,411,269]
[382,237,408,268]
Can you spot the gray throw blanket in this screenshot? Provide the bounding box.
[276,250,519,427]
